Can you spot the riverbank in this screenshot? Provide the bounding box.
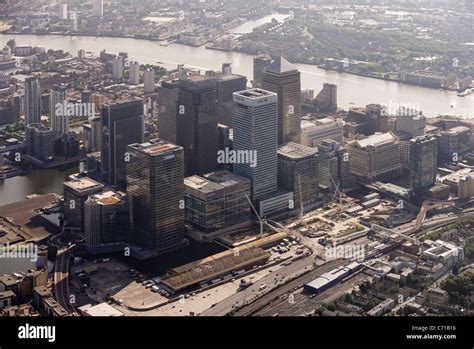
[1,33,471,118]
[205,44,463,93]
[2,30,168,42]
[1,30,465,92]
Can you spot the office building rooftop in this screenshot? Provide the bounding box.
[184,175,224,194]
[234,88,276,99]
[64,175,103,192]
[203,170,250,189]
[353,132,396,148]
[278,142,318,159]
[128,139,182,156]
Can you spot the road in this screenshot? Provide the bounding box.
[200,255,327,316]
[54,247,77,315]
[232,259,346,316]
[254,272,367,316]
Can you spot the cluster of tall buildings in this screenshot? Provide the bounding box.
[57,55,322,256]
[40,49,471,260]
[23,78,80,165]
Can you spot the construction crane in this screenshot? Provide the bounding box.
[245,194,264,239]
[298,173,304,221]
[329,172,343,210]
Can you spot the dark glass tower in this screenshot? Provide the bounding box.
[101,99,144,187]
[261,56,301,145]
[157,80,179,144]
[126,139,188,254]
[176,75,218,176]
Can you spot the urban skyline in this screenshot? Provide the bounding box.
[0,1,472,346]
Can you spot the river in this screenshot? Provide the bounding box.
[0,14,472,206]
[0,167,79,206]
[0,26,472,118]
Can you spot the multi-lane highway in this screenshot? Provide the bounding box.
[233,258,346,316]
[200,255,324,316]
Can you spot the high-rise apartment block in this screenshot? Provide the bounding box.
[112,56,124,80]
[50,85,69,137]
[129,61,140,85]
[144,68,155,93]
[26,123,54,162]
[93,0,104,16]
[25,77,41,127]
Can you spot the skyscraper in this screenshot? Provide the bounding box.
[92,0,104,17]
[72,9,78,31]
[84,190,129,249]
[366,104,389,135]
[216,73,247,127]
[396,108,426,138]
[50,85,69,137]
[233,88,278,201]
[176,75,218,176]
[90,117,101,152]
[63,173,104,232]
[25,123,54,162]
[126,139,188,253]
[253,54,272,88]
[101,99,144,187]
[410,135,437,192]
[317,140,340,191]
[278,142,319,207]
[261,56,301,144]
[144,68,155,93]
[314,83,337,112]
[129,61,140,85]
[184,175,226,234]
[112,56,124,79]
[59,4,68,20]
[157,80,179,143]
[438,126,470,164]
[25,77,41,127]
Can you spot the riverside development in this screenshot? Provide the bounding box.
[0,3,472,346]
